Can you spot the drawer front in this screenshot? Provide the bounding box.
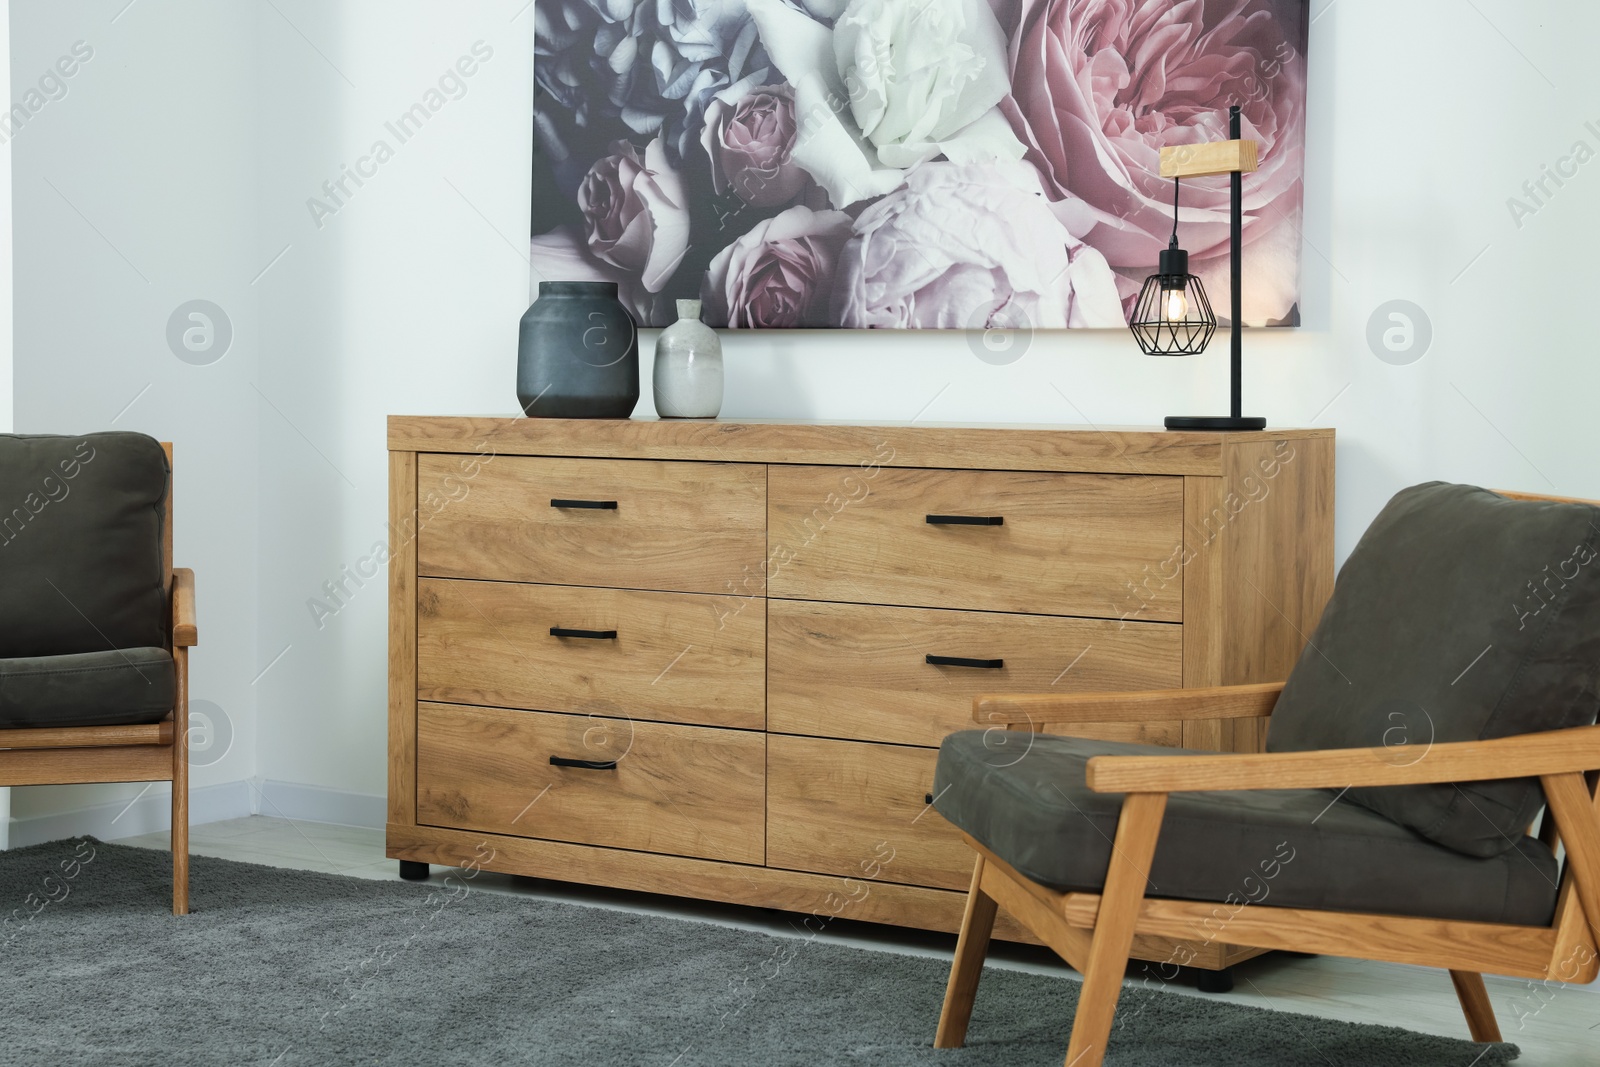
[767,735,970,891]
[767,466,1183,620]
[416,703,764,863]
[417,454,766,594]
[418,578,764,730]
[768,601,1182,746]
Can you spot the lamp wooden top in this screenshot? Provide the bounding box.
[1160,139,1259,179]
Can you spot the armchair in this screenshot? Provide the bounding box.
[933,484,1600,1065]
[0,433,197,914]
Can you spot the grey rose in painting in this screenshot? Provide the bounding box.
[532,0,1310,330]
[534,0,774,167]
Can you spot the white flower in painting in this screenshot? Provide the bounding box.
[833,162,1125,330]
[745,0,1025,207]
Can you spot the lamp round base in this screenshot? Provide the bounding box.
[1164,415,1267,431]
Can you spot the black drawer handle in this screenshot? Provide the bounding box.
[926,654,1005,669]
[925,514,1003,526]
[550,627,619,640]
[551,498,618,510]
[549,755,618,770]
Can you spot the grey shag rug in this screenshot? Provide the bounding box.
[0,839,1517,1066]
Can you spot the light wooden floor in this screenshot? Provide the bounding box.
[120,816,1600,1064]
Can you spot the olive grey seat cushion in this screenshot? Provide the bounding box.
[0,649,175,728]
[932,731,1561,927]
[1266,483,1600,858]
[0,432,172,728]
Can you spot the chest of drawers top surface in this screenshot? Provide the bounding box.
[390,416,1331,476]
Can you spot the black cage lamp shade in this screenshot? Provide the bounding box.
[1129,229,1215,356]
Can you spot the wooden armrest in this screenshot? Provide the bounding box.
[172,568,198,647]
[973,683,1283,728]
[1086,723,1600,793]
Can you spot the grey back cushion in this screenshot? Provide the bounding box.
[0,433,169,657]
[1267,482,1600,858]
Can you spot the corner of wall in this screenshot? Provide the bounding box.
[1,0,14,851]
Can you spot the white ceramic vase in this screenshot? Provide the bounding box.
[652,300,723,419]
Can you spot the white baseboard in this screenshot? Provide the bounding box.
[7,780,253,848]
[2,779,385,848]
[252,779,385,830]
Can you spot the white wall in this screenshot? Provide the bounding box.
[9,0,260,840]
[0,0,10,440]
[251,1,533,813]
[0,0,12,848]
[11,0,1600,828]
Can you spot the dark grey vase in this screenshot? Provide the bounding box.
[517,281,640,418]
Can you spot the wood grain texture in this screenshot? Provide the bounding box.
[1547,773,1600,984]
[770,600,1181,746]
[1219,435,1336,751]
[1065,792,1168,1067]
[935,857,999,1049]
[768,466,1185,620]
[418,578,765,730]
[1180,476,1227,752]
[1159,138,1258,178]
[1121,932,1264,971]
[389,417,1333,477]
[979,856,1092,973]
[416,703,765,864]
[171,568,197,647]
[1086,723,1600,793]
[973,682,1280,728]
[1058,892,1557,978]
[389,450,419,828]
[0,745,172,785]
[0,722,172,749]
[1448,970,1502,1043]
[767,735,969,891]
[960,834,1246,972]
[171,645,189,915]
[416,454,765,594]
[386,820,1037,944]
[1541,772,1600,972]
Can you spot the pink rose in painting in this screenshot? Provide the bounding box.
[702,206,853,329]
[832,162,1124,329]
[700,84,807,208]
[1005,0,1306,315]
[578,137,689,293]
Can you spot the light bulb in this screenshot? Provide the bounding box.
[1163,287,1188,322]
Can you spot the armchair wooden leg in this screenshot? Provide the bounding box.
[171,647,190,916]
[935,855,999,1049]
[1448,970,1501,1043]
[1064,793,1168,1067]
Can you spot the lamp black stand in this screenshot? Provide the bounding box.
[1164,107,1266,432]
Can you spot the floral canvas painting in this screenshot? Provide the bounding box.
[531,0,1309,330]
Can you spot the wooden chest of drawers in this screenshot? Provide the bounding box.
[387,418,1334,968]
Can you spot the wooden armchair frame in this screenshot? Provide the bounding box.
[0,442,197,915]
[936,682,1600,1065]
